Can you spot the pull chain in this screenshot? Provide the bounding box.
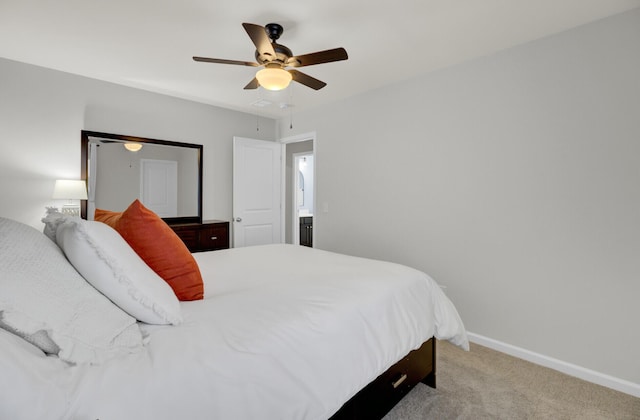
[289,105,293,129]
[256,91,261,132]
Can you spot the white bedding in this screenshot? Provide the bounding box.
[1,244,467,420]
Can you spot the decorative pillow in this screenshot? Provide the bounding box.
[0,217,143,365]
[56,219,182,325]
[111,200,204,301]
[94,208,122,227]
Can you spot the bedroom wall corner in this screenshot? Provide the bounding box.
[0,57,276,229]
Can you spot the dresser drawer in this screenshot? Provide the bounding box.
[172,227,199,250]
[170,221,229,253]
[199,224,229,251]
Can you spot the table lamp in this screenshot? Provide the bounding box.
[52,180,88,216]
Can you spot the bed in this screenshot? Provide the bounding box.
[0,213,468,420]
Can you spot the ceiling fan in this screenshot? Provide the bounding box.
[193,23,348,91]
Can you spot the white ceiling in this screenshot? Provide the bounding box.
[1,1,639,118]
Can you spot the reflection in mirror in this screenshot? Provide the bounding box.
[80,131,203,224]
[297,171,304,206]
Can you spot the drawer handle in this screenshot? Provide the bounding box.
[210,236,217,240]
[391,373,408,389]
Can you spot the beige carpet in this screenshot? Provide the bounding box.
[383,341,640,420]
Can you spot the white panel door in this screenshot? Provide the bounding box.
[233,137,282,247]
[140,159,178,217]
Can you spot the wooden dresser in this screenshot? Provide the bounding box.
[170,220,230,253]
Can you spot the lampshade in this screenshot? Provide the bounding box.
[52,180,88,200]
[124,143,143,152]
[256,68,292,91]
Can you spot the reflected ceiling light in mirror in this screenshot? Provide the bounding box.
[124,143,143,152]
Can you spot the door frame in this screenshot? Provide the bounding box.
[280,131,317,247]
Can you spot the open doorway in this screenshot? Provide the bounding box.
[282,134,315,247]
[294,153,314,246]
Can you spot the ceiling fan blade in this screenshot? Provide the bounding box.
[287,47,348,67]
[242,23,277,59]
[193,56,259,67]
[243,78,260,90]
[289,70,327,90]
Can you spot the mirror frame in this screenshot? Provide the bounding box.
[80,130,203,225]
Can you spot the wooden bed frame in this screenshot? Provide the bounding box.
[329,337,436,419]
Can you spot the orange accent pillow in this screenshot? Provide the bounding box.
[111,200,204,301]
[94,208,122,228]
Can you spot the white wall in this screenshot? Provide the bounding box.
[278,9,640,386]
[0,58,276,228]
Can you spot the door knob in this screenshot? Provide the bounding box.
[235,217,242,222]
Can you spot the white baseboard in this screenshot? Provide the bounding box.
[466,332,640,398]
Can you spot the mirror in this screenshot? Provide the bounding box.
[80,130,203,224]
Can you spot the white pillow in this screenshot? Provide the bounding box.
[56,218,182,325]
[0,217,143,365]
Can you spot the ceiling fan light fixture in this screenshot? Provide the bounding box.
[256,67,292,91]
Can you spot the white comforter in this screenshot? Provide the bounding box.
[1,244,467,420]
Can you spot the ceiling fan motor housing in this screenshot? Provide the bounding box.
[256,43,292,66]
[255,24,292,66]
